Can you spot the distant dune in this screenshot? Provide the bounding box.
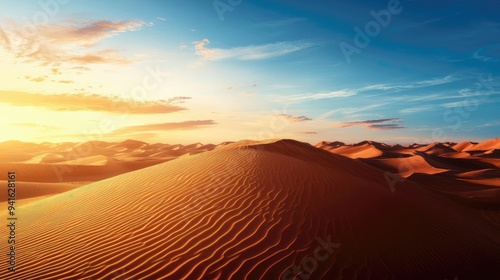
[0,140,216,204]
[0,138,499,279]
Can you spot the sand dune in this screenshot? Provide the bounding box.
[0,140,216,164]
[462,138,499,151]
[0,140,216,203]
[363,155,449,177]
[316,141,383,158]
[1,139,499,279]
[452,141,477,152]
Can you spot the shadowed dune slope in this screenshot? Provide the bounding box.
[1,139,499,280]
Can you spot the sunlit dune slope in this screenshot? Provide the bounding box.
[1,139,499,280]
[0,140,217,202]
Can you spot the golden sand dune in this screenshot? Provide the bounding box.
[0,181,79,203]
[0,140,216,164]
[1,139,499,279]
[0,140,217,202]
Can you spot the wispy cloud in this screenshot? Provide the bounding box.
[252,18,307,28]
[389,18,441,32]
[0,27,10,49]
[471,44,500,62]
[399,105,438,115]
[274,114,312,123]
[340,118,405,130]
[359,75,458,92]
[12,122,61,131]
[110,120,216,135]
[25,75,47,83]
[318,104,385,119]
[473,49,492,62]
[193,38,314,61]
[477,120,500,128]
[275,75,458,103]
[0,19,145,65]
[0,91,187,114]
[440,99,492,108]
[277,89,356,102]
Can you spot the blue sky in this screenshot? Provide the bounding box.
[0,0,498,144]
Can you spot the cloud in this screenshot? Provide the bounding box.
[274,114,312,123]
[67,49,132,64]
[441,99,492,108]
[389,18,441,33]
[0,91,187,114]
[276,75,458,103]
[110,120,216,135]
[472,43,500,62]
[51,68,61,75]
[0,19,145,65]
[12,122,61,131]
[359,75,458,92]
[73,66,91,71]
[58,80,74,84]
[157,17,166,21]
[399,106,437,115]
[0,27,10,49]
[26,76,47,82]
[340,118,405,130]
[278,89,356,102]
[368,124,406,130]
[299,131,318,134]
[319,104,384,119]
[473,50,492,62]
[34,20,144,46]
[165,96,192,105]
[477,121,500,128]
[252,18,307,28]
[193,38,314,61]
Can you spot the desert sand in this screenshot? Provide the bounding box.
[0,138,499,279]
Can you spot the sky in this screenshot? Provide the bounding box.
[0,0,498,145]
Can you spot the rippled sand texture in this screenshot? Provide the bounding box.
[0,139,499,279]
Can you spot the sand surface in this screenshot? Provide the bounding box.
[0,138,498,279]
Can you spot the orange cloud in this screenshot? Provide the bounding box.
[12,122,61,131]
[0,28,10,50]
[0,19,145,65]
[110,120,217,135]
[193,39,217,60]
[274,114,312,123]
[0,91,187,114]
[73,66,91,71]
[25,75,47,82]
[67,49,131,64]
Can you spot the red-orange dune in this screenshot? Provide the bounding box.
[0,139,499,279]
